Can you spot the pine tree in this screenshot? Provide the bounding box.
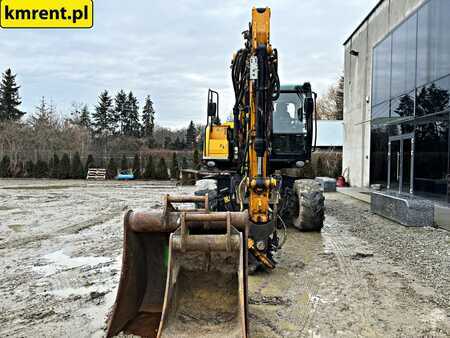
[170,152,180,180]
[50,154,60,178]
[13,160,24,178]
[107,158,118,179]
[92,90,113,135]
[121,155,128,170]
[29,97,57,128]
[143,156,155,179]
[132,154,141,179]
[71,152,84,179]
[141,95,155,145]
[24,160,34,178]
[85,154,95,172]
[114,90,127,135]
[59,153,71,179]
[0,155,11,177]
[0,68,24,121]
[192,149,200,169]
[186,121,197,149]
[124,92,140,137]
[34,159,49,178]
[181,157,188,169]
[336,76,344,120]
[156,157,169,180]
[79,105,91,129]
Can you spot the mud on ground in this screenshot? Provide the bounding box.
[0,180,449,337]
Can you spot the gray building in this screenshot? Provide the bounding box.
[343,0,450,206]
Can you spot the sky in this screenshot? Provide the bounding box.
[0,0,378,128]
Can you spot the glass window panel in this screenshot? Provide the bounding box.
[416,75,450,116]
[414,116,449,200]
[391,14,417,98]
[370,126,389,186]
[391,91,415,118]
[417,2,430,86]
[372,101,390,124]
[373,36,392,105]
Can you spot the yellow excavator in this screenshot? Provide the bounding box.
[107,7,324,337]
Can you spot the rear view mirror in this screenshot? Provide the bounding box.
[208,102,217,117]
[304,97,314,116]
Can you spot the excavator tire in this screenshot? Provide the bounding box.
[292,179,325,231]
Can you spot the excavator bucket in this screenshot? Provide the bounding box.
[106,195,249,338]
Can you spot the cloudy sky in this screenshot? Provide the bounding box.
[0,0,378,128]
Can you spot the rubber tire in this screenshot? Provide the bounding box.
[293,179,325,231]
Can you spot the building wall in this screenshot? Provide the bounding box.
[343,0,424,187]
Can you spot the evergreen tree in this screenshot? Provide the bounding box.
[59,153,71,179]
[85,154,95,172]
[170,152,180,180]
[107,158,118,179]
[29,97,57,128]
[336,76,344,120]
[92,90,113,135]
[71,152,84,179]
[164,136,171,149]
[186,120,197,149]
[156,157,169,180]
[124,92,140,137]
[24,160,34,178]
[0,68,24,121]
[79,105,91,129]
[132,154,141,179]
[143,156,155,179]
[181,157,188,169]
[121,155,128,170]
[50,154,60,178]
[13,160,24,178]
[114,90,127,135]
[34,159,49,178]
[0,155,11,177]
[192,149,200,169]
[141,95,155,145]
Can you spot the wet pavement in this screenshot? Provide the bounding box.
[0,180,448,337]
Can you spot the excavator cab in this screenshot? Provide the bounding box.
[270,83,316,169]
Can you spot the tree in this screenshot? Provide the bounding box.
[49,153,60,178]
[192,149,200,169]
[170,152,180,180]
[121,154,128,170]
[143,156,155,179]
[0,68,24,121]
[142,95,155,145]
[124,92,140,137]
[181,157,188,169]
[164,136,171,149]
[186,120,197,149]
[107,158,118,179]
[114,90,127,135]
[85,154,95,172]
[34,159,49,178]
[0,155,11,177]
[59,153,71,179]
[29,97,58,128]
[156,157,169,180]
[24,160,34,178]
[132,154,141,179]
[79,105,91,129]
[317,75,344,120]
[71,152,84,179]
[92,90,113,135]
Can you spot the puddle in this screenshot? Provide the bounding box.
[34,250,112,276]
[8,224,25,232]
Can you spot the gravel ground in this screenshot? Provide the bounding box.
[0,180,449,337]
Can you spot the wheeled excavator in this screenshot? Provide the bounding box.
[106,7,324,338]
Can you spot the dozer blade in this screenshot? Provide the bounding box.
[106,195,249,338]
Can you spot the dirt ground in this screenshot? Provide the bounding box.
[0,179,449,337]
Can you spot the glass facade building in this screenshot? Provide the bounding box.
[370,0,450,202]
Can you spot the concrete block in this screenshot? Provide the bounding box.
[371,191,434,227]
[435,204,450,231]
[315,177,337,192]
